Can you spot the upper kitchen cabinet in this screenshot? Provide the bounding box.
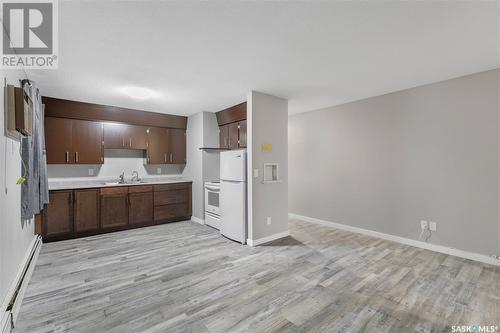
[45,117,103,164]
[238,120,247,148]
[146,127,169,164]
[103,122,127,149]
[129,125,148,149]
[168,129,186,164]
[45,117,73,164]
[43,97,187,165]
[72,119,104,164]
[103,123,148,150]
[216,102,247,150]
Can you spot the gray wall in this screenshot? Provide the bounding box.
[289,70,500,257]
[248,91,288,240]
[182,111,220,220]
[1,73,36,313]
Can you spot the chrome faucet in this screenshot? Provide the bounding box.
[131,171,140,183]
[118,171,125,184]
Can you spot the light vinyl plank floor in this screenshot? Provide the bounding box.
[14,219,500,333]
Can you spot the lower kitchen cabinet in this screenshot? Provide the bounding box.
[153,183,192,223]
[74,189,100,233]
[42,191,73,239]
[38,182,192,242]
[129,186,154,225]
[100,187,129,229]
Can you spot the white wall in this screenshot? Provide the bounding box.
[182,112,204,220]
[0,73,36,313]
[182,111,220,221]
[47,149,184,179]
[289,70,500,257]
[247,91,288,241]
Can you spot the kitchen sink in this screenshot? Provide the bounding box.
[101,180,147,186]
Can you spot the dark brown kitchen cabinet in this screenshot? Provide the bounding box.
[45,117,103,164]
[45,117,73,164]
[219,125,229,148]
[42,191,73,238]
[219,121,246,150]
[129,126,148,149]
[103,123,148,150]
[103,122,128,148]
[146,127,169,164]
[227,122,239,149]
[153,183,191,223]
[238,120,247,148]
[74,189,100,233]
[72,119,104,164]
[40,182,191,242]
[100,187,129,229]
[129,186,153,225]
[168,129,186,164]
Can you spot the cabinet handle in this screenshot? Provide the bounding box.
[129,138,132,147]
[65,151,69,163]
[75,152,79,163]
[164,153,167,163]
[170,153,173,163]
[122,137,125,147]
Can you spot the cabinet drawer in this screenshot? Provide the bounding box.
[153,183,189,192]
[100,187,128,195]
[154,203,188,221]
[154,189,188,206]
[129,185,153,193]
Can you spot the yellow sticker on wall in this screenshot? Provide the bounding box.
[261,144,272,153]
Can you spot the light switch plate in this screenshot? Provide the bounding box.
[429,221,437,232]
[253,169,259,178]
[420,220,428,230]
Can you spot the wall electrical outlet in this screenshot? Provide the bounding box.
[429,221,437,232]
[88,168,94,176]
[157,167,162,174]
[267,217,272,225]
[420,220,428,230]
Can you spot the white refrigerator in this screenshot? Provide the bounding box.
[220,150,247,244]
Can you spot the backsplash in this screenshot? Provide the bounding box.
[47,149,185,179]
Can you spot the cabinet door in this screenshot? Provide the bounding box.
[129,191,153,225]
[219,125,229,148]
[103,122,127,149]
[147,127,168,164]
[42,191,73,238]
[45,117,73,164]
[100,188,129,228]
[129,125,148,150]
[168,129,186,164]
[74,189,100,233]
[72,119,104,164]
[228,122,239,149]
[238,120,247,148]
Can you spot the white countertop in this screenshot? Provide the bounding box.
[48,176,192,191]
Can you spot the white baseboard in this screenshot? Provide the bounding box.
[247,230,290,246]
[289,213,500,267]
[1,235,42,333]
[191,216,205,225]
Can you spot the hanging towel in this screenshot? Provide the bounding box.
[20,81,49,220]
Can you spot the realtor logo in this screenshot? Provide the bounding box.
[1,0,58,68]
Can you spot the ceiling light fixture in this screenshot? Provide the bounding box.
[118,86,158,100]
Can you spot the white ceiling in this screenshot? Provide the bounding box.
[28,1,499,116]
